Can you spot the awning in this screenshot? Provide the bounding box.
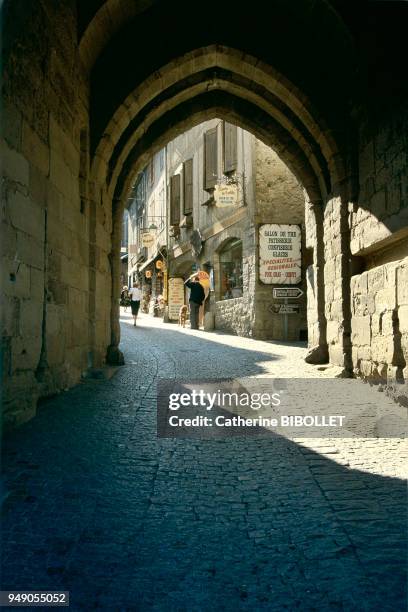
[138,248,167,272]
[138,255,156,272]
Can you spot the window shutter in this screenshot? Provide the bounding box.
[183,158,193,215]
[204,127,218,190]
[170,174,181,225]
[148,159,154,186]
[223,122,237,173]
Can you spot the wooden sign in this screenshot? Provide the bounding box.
[141,232,155,248]
[259,224,301,285]
[168,277,185,320]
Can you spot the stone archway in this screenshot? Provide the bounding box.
[96,80,341,369]
[4,0,406,426]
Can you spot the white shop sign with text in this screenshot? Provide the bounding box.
[141,232,155,248]
[168,277,185,320]
[259,224,301,285]
[214,183,238,207]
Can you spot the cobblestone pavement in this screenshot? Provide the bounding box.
[2,311,407,611]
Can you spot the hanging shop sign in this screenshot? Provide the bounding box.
[196,270,210,295]
[259,224,301,285]
[214,183,238,208]
[190,229,203,257]
[141,232,155,248]
[168,277,185,320]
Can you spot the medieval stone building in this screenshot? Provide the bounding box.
[2,0,407,426]
[133,120,307,340]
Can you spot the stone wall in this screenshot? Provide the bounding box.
[348,102,408,383]
[215,297,252,336]
[1,0,112,428]
[252,140,307,341]
[351,257,408,387]
[2,0,408,428]
[351,103,408,256]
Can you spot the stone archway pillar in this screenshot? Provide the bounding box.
[305,199,329,364]
[106,199,125,365]
[323,194,353,373]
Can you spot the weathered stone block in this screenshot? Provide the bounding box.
[359,141,375,181]
[351,315,371,346]
[8,191,44,240]
[351,272,368,296]
[397,263,408,305]
[30,267,44,301]
[11,335,42,373]
[3,259,31,299]
[398,305,408,334]
[47,278,68,305]
[380,311,394,337]
[49,114,79,175]
[354,293,376,317]
[22,121,50,175]
[2,101,22,151]
[1,220,17,256]
[359,359,373,377]
[16,230,44,270]
[20,299,43,337]
[47,333,65,365]
[29,164,48,205]
[2,296,20,337]
[328,345,346,368]
[326,320,341,344]
[2,141,29,186]
[50,149,75,201]
[357,345,372,361]
[367,266,385,293]
[375,287,396,313]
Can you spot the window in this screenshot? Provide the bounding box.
[223,122,237,174]
[219,239,243,299]
[170,174,181,225]
[183,158,193,215]
[204,127,218,190]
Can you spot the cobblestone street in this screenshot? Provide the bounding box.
[2,312,407,611]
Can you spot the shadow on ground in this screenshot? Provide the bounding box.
[1,317,406,611]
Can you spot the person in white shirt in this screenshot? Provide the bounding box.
[128,283,142,326]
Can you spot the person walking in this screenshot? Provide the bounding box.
[128,282,141,326]
[120,285,130,312]
[184,274,205,330]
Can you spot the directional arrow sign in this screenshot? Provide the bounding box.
[269,303,300,315]
[272,288,304,299]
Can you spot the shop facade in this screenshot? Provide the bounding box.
[166,120,308,341]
